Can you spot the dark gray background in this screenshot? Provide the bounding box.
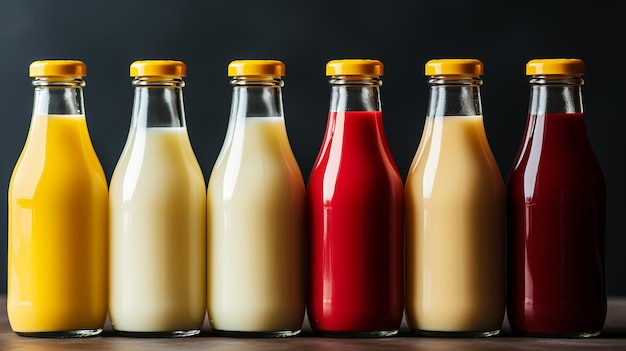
[0,1,623,295]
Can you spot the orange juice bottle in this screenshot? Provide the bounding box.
[7,60,108,337]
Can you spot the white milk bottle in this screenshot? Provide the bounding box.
[404,59,505,337]
[109,60,207,337]
[207,60,306,337]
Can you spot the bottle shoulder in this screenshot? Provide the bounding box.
[11,115,106,181]
[510,112,602,174]
[212,116,300,164]
[409,116,499,168]
[507,137,605,199]
[110,127,205,188]
[309,110,401,182]
[207,118,306,200]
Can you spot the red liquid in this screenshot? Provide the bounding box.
[506,112,606,336]
[307,111,404,333]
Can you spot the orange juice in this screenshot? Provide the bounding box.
[8,114,108,334]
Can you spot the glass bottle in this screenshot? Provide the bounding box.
[7,60,108,337]
[108,60,207,337]
[506,58,607,337]
[307,59,404,337]
[207,60,306,337]
[404,58,505,337]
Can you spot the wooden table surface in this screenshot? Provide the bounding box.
[2,295,626,350]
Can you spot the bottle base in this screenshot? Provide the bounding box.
[412,329,500,338]
[313,329,398,338]
[513,330,602,338]
[211,328,301,338]
[16,328,103,338]
[114,329,201,338]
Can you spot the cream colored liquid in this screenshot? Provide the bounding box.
[207,117,306,333]
[405,115,505,334]
[109,127,206,333]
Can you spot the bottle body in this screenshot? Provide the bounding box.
[404,59,505,336]
[506,59,606,337]
[307,60,404,336]
[7,61,108,337]
[108,61,206,336]
[207,60,306,337]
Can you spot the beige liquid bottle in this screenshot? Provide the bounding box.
[108,60,207,337]
[404,58,505,337]
[207,60,306,337]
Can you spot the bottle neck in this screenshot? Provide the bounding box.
[528,75,583,115]
[427,75,482,117]
[229,76,284,118]
[32,77,86,116]
[131,77,186,128]
[329,75,382,112]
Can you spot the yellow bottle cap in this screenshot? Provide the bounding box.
[130,60,186,77]
[228,60,285,77]
[326,59,383,76]
[425,59,483,76]
[29,60,86,77]
[526,58,585,75]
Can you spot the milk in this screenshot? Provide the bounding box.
[109,127,207,333]
[207,116,306,334]
[405,115,505,334]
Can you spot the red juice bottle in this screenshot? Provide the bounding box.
[506,58,607,337]
[307,59,404,337]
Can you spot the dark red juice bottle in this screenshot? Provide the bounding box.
[307,59,404,337]
[506,58,607,337]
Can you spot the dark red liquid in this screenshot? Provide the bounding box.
[506,112,606,336]
[307,111,404,334]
